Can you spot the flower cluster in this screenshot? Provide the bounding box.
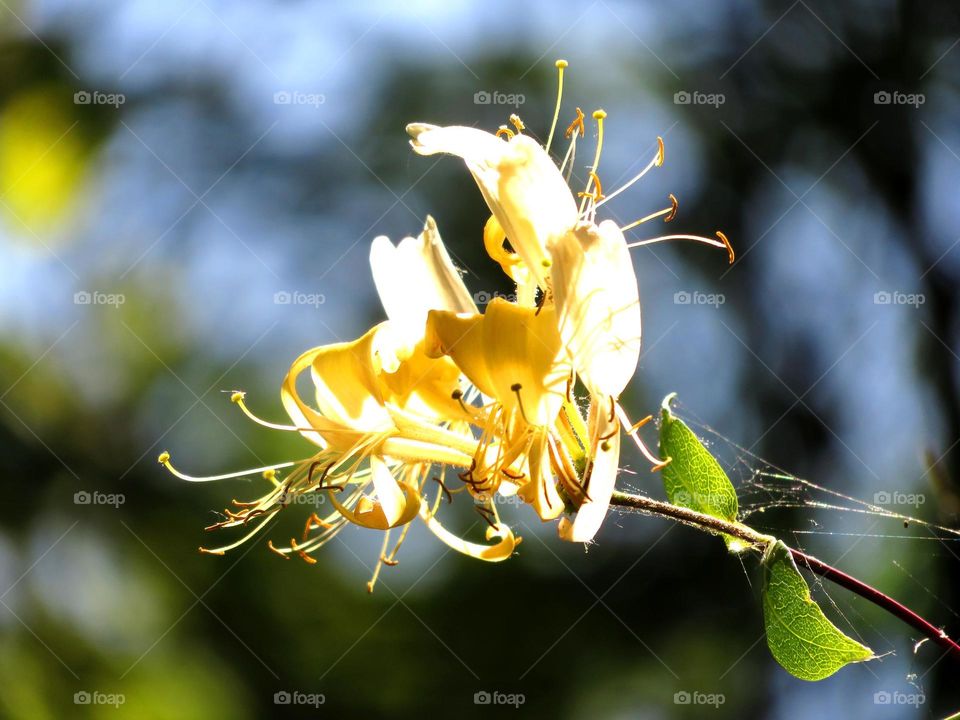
[161,60,732,591]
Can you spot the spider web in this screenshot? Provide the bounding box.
[616,397,960,691]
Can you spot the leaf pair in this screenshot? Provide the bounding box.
[658,394,872,681]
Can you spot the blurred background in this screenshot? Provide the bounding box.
[1,0,958,717]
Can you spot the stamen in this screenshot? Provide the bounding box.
[231,392,302,432]
[509,114,525,134]
[496,125,515,140]
[564,107,585,140]
[629,414,653,434]
[475,504,499,530]
[619,194,679,232]
[615,402,666,468]
[578,110,607,216]
[594,137,665,209]
[545,59,568,153]
[159,452,302,483]
[367,529,393,593]
[510,383,530,424]
[199,512,278,555]
[626,232,728,253]
[577,170,604,202]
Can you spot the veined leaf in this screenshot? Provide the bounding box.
[659,393,738,525]
[762,541,873,681]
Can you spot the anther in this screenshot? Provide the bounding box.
[198,547,226,556]
[509,114,525,133]
[433,476,453,504]
[629,415,653,434]
[511,383,531,424]
[267,540,290,559]
[651,457,673,473]
[565,107,585,139]
[452,388,471,414]
[496,125,515,140]
[656,136,665,167]
[665,194,678,222]
[717,231,735,264]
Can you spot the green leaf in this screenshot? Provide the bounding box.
[762,541,873,681]
[658,393,738,525]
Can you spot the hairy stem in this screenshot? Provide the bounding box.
[609,490,960,660]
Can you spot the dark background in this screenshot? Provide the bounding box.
[0,1,958,717]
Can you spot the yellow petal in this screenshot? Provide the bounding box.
[407,123,577,288]
[378,340,471,423]
[558,395,620,542]
[328,476,421,530]
[549,220,641,397]
[370,216,477,356]
[419,504,520,561]
[424,309,496,398]
[369,455,406,526]
[483,215,537,306]
[516,431,565,520]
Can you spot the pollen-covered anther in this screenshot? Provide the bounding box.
[495,125,515,140]
[229,390,245,404]
[158,451,170,465]
[565,107,585,139]
[656,136,665,167]
[651,456,673,473]
[629,414,653,434]
[717,231,735,264]
[577,171,604,202]
[665,193,679,222]
[267,540,290,559]
[509,113,525,133]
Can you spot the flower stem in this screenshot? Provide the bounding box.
[608,489,960,661]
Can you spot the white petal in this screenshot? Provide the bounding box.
[407,123,577,288]
[558,395,620,542]
[549,219,641,397]
[370,216,477,358]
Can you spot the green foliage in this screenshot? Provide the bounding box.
[658,394,872,681]
[761,542,873,681]
[658,393,738,531]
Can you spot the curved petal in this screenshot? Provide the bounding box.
[407,123,577,288]
[419,504,521,561]
[370,215,477,356]
[328,477,421,530]
[549,220,641,397]
[378,341,471,423]
[558,395,620,542]
[425,300,569,428]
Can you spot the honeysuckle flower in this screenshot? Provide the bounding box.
[162,218,522,590]
[407,60,733,540]
[168,59,736,582]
